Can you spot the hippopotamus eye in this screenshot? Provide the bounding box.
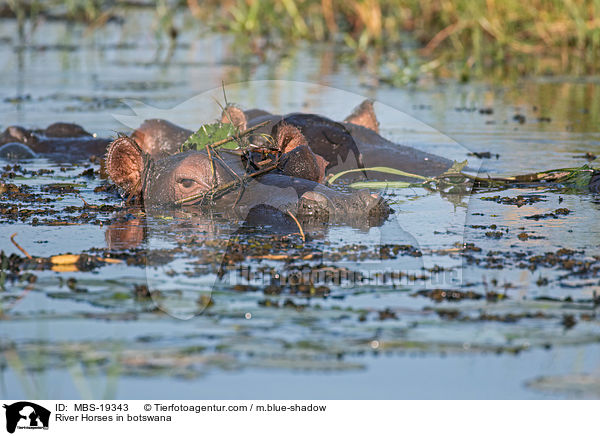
[177,178,197,188]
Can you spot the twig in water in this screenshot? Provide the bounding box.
[287,211,306,242]
[77,194,99,209]
[10,233,32,259]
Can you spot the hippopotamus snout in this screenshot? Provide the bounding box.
[299,188,391,227]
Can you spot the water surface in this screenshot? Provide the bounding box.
[1,11,600,399]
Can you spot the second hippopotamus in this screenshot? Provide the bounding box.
[220,99,454,181]
[0,122,111,161]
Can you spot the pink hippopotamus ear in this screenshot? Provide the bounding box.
[105,136,145,198]
[220,105,248,131]
[276,124,328,183]
[275,123,307,153]
[344,99,380,133]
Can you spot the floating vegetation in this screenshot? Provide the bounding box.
[180,122,240,153]
[328,162,600,195]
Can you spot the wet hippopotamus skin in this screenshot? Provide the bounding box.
[0,122,110,161]
[0,142,38,160]
[131,119,192,159]
[105,136,391,229]
[131,100,452,183]
[221,99,453,181]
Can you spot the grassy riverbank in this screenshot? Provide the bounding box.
[4,0,600,80]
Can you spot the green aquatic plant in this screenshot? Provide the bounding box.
[327,166,432,185]
[179,119,272,154]
[328,161,599,193]
[180,122,241,153]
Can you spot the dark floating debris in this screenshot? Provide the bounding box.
[480,194,546,207]
[561,314,577,330]
[513,114,526,124]
[573,152,597,161]
[468,151,500,159]
[412,288,484,302]
[525,208,571,220]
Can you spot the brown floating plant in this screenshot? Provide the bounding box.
[9,232,122,272]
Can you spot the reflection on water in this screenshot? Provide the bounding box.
[1,10,600,399]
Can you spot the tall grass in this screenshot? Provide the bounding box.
[187,0,600,77]
[5,0,600,78]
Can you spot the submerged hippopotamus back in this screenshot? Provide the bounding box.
[0,142,38,160]
[0,122,110,161]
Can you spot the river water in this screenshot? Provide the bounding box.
[1,9,600,399]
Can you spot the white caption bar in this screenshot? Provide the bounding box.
[1,400,597,436]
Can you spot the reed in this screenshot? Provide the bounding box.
[7,0,600,78]
[192,0,600,77]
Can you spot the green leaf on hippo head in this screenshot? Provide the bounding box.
[443,160,468,175]
[180,122,240,152]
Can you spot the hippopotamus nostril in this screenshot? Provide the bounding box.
[299,191,333,221]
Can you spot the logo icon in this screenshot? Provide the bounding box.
[3,402,50,434]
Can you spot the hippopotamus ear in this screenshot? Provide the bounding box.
[3,126,36,145]
[220,105,248,131]
[344,99,380,133]
[279,144,326,183]
[273,123,307,154]
[105,137,145,197]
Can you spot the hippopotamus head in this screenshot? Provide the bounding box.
[105,131,327,206]
[41,122,92,138]
[112,118,329,197]
[106,136,229,206]
[219,100,383,177]
[105,133,391,229]
[0,122,92,147]
[131,119,193,159]
[0,126,38,146]
[0,122,110,162]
